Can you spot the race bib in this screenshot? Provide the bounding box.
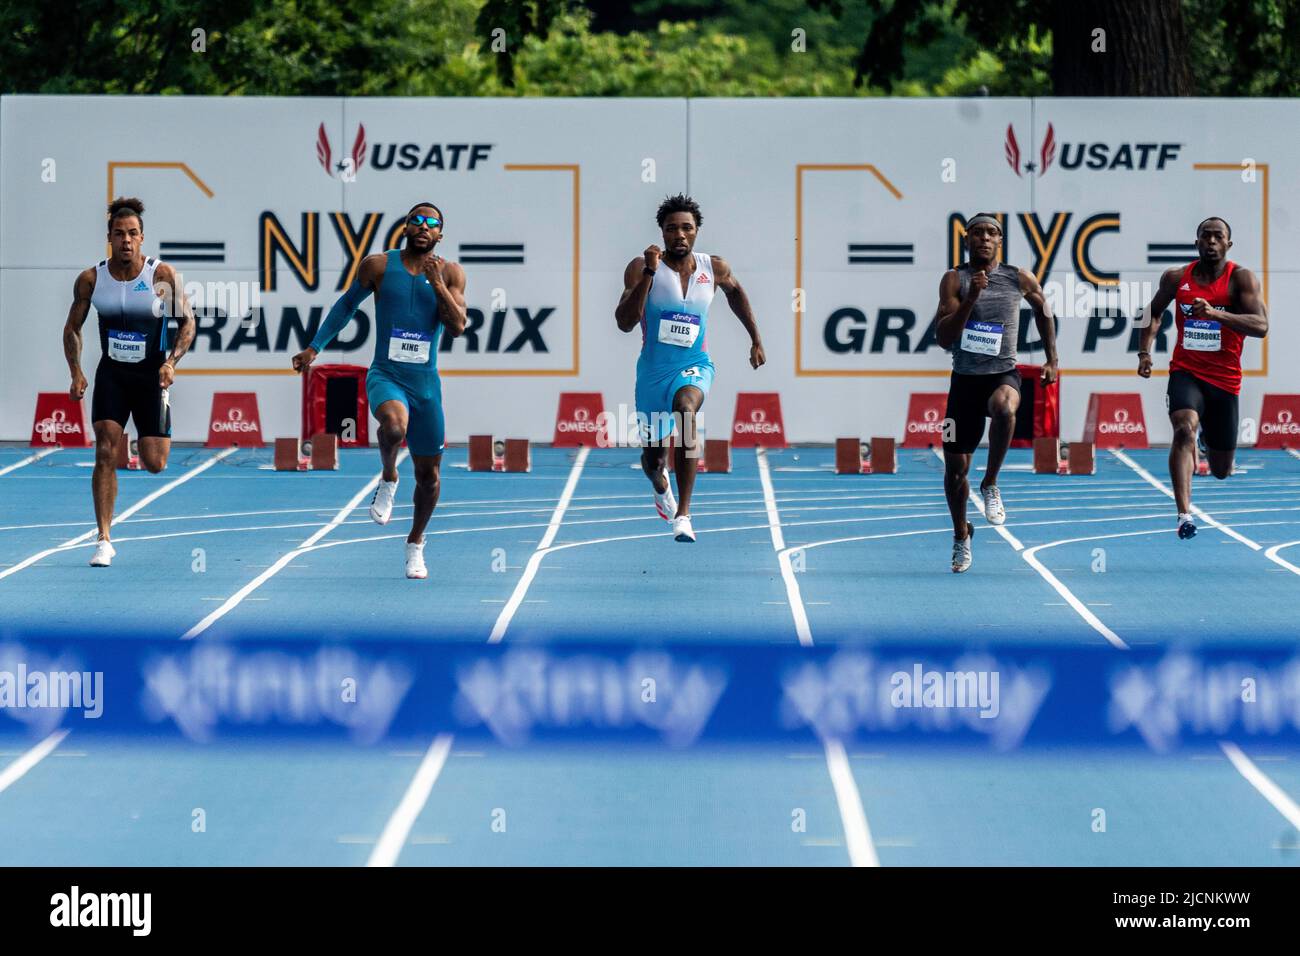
[960,321,1003,357]
[1182,318,1221,352]
[107,330,147,363]
[388,328,432,364]
[657,311,701,348]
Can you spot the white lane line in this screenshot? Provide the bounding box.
[1263,540,1300,577]
[930,448,1022,549]
[0,448,237,581]
[366,733,454,867]
[0,447,59,477]
[757,448,813,647]
[1289,449,1300,463]
[182,451,407,639]
[1220,741,1300,831]
[823,738,880,867]
[1111,449,1262,550]
[0,730,69,794]
[488,447,590,643]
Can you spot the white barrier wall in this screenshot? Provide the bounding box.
[2,95,1295,443]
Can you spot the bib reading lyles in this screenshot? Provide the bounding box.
[960,320,1003,357]
[1182,318,1222,352]
[107,330,147,363]
[658,311,702,348]
[388,328,432,363]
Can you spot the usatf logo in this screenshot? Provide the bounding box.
[1005,123,1056,177]
[316,122,493,177]
[1006,122,1182,175]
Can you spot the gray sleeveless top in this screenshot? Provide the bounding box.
[950,262,1021,375]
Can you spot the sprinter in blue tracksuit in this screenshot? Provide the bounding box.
[293,202,468,579]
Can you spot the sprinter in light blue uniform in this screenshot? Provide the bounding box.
[615,194,766,543]
[293,202,468,579]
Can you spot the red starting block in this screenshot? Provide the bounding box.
[503,439,530,473]
[1067,441,1096,476]
[116,434,140,470]
[1034,437,1095,475]
[274,437,307,471]
[467,436,528,472]
[665,436,731,473]
[835,437,896,475]
[310,432,338,470]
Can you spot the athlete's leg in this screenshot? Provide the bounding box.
[1169,408,1200,515]
[982,383,1020,490]
[1200,379,1239,481]
[671,385,705,517]
[641,444,670,491]
[91,420,123,540]
[409,454,442,544]
[137,437,170,474]
[943,448,974,538]
[374,399,409,483]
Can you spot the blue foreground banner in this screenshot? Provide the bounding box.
[1,632,1299,750]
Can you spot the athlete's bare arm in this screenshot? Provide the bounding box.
[711,256,765,369]
[153,261,195,388]
[63,268,96,400]
[1205,266,1268,337]
[291,254,384,372]
[934,269,983,349]
[1137,267,1181,378]
[1019,269,1059,384]
[615,250,658,333]
[425,256,468,337]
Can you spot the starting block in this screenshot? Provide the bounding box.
[467,436,530,472]
[1033,437,1095,475]
[665,437,732,473]
[834,437,896,475]
[273,432,338,471]
[116,435,140,470]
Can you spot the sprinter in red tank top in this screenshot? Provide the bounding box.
[1137,217,1269,539]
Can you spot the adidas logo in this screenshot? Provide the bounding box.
[1180,283,1191,291]
[133,281,149,291]
[696,273,710,284]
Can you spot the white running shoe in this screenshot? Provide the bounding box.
[981,485,1006,525]
[89,539,116,567]
[951,523,973,573]
[405,540,427,579]
[673,514,696,542]
[370,479,398,525]
[653,468,677,522]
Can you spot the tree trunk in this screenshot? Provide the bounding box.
[1051,0,1193,95]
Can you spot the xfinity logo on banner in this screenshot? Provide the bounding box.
[316,122,493,177]
[209,407,259,434]
[1005,122,1181,175]
[1099,408,1145,436]
[34,408,82,442]
[452,650,728,747]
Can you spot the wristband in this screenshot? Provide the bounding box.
[643,266,655,277]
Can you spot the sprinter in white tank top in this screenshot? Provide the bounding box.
[615,194,766,543]
[62,197,196,567]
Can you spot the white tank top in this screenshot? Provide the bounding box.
[639,252,715,372]
[92,256,166,365]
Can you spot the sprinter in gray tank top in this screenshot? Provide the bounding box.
[933,214,1058,573]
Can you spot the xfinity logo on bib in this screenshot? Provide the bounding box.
[1005,122,1181,176]
[316,123,493,177]
[1099,407,1145,435]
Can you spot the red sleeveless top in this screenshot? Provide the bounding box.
[1170,261,1243,394]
